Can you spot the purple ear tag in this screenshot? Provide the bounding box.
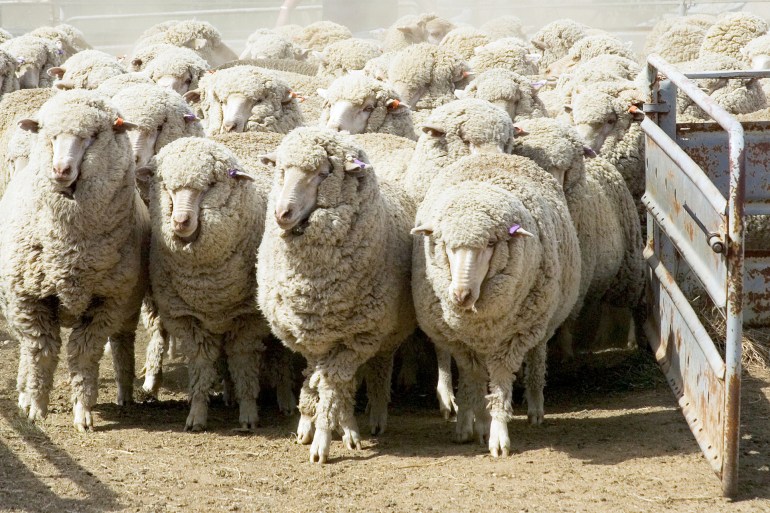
[353,158,368,169]
[183,113,197,122]
[56,49,64,56]
[16,58,25,64]
[509,224,522,235]
[228,168,240,178]
[531,80,546,88]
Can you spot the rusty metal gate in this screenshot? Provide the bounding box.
[641,54,770,496]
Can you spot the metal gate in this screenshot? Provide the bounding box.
[641,54,770,497]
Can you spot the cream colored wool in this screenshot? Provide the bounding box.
[545,35,635,77]
[240,29,301,61]
[251,66,330,124]
[193,65,305,135]
[274,24,304,41]
[319,74,416,140]
[383,13,455,52]
[700,11,768,62]
[128,43,177,71]
[457,69,547,121]
[439,27,491,61]
[0,89,148,431]
[29,24,90,61]
[480,16,526,41]
[404,98,516,202]
[0,28,12,44]
[531,19,588,70]
[294,21,352,52]
[550,55,641,113]
[144,137,269,431]
[211,131,284,178]
[54,24,91,52]
[0,48,20,97]
[257,127,416,460]
[351,132,416,183]
[316,39,381,78]
[649,23,705,65]
[644,15,714,56]
[50,50,126,90]
[1,35,62,88]
[469,37,538,76]
[134,20,238,67]
[142,46,210,92]
[412,153,580,453]
[95,72,154,97]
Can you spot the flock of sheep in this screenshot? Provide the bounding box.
[0,10,767,464]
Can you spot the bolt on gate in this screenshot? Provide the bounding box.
[641,54,770,497]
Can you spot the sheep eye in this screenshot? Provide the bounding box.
[487,240,496,247]
[157,124,163,132]
[363,105,374,113]
[607,117,617,125]
[184,78,192,85]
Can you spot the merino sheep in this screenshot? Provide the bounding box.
[294,21,352,52]
[700,11,768,62]
[644,15,714,57]
[469,37,539,76]
[316,39,381,78]
[141,46,210,95]
[47,49,126,90]
[0,48,20,97]
[240,28,305,61]
[647,23,706,65]
[439,27,491,61]
[0,89,147,431]
[350,132,416,183]
[1,35,62,88]
[95,72,154,97]
[383,13,455,51]
[456,69,547,121]
[551,54,642,113]
[134,20,238,67]
[186,65,304,135]
[545,34,635,78]
[511,118,644,356]
[28,25,84,61]
[257,127,416,463]
[139,137,269,431]
[128,43,178,71]
[411,152,581,455]
[318,73,416,139]
[53,24,91,53]
[742,34,770,69]
[531,19,588,70]
[480,16,527,41]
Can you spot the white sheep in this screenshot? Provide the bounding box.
[0,89,147,431]
[138,137,269,431]
[28,25,88,61]
[0,48,20,98]
[531,18,588,70]
[318,73,416,139]
[293,21,352,52]
[316,38,381,79]
[700,11,768,63]
[545,34,635,79]
[383,13,455,51]
[411,152,581,455]
[469,37,539,76]
[1,35,62,88]
[141,46,210,95]
[455,69,548,121]
[257,127,416,463]
[480,16,526,41]
[439,27,491,61]
[95,72,154,97]
[240,29,306,61]
[128,43,178,72]
[134,20,238,67]
[47,49,126,90]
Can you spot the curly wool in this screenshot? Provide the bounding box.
[136,20,238,67]
[0,90,148,426]
[351,132,416,183]
[257,127,416,435]
[480,16,526,41]
[240,29,301,60]
[142,46,210,91]
[470,37,538,76]
[405,98,515,202]
[28,26,80,60]
[319,74,416,139]
[0,28,12,44]
[546,35,635,77]
[52,50,126,90]
[294,21,352,52]
[385,43,469,111]
[195,65,305,135]
[383,13,455,52]
[412,153,580,425]
[648,23,705,64]
[553,54,642,109]
[531,19,588,70]
[458,69,547,121]
[253,66,330,124]
[211,131,284,177]
[0,48,19,96]
[128,43,177,71]
[317,38,381,78]
[96,72,154,97]
[644,15,714,56]
[1,35,62,87]
[439,27,491,61]
[700,11,768,62]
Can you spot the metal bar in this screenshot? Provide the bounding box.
[641,117,727,215]
[685,70,770,79]
[64,5,322,23]
[644,247,727,379]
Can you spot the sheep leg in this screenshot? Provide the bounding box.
[272,343,297,416]
[223,316,265,431]
[452,349,488,444]
[362,349,394,436]
[183,326,220,432]
[523,340,547,426]
[435,346,457,420]
[296,360,319,444]
[395,338,418,390]
[140,297,167,397]
[13,298,61,422]
[485,357,517,458]
[216,353,235,407]
[108,326,136,406]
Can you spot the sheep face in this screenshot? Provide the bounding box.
[750,54,770,70]
[325,99,375,134]
[154,70,193,95]
[272,159,332,231]
[221,93,258,133]
[425,19,454,45]
[127,129,161,168]
[17,62,40,88]
[568,92,634,154]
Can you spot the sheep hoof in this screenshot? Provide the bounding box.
[238,400,259,431]
[296,415,314,444]
[116,387,134,407]
[527,412,544,426]
[141,372,161,398]
[454,408,474,443]
[488,419,511,458]
[73,401,93,432]
[27,401,47,423]
[310,428,331,463]
[437,388,457,421]
[368,408,387,436]
[185,423,205,433]
[343,426,362,451]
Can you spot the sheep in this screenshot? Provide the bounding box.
[531,19,588,70]
[676,53,767,121]
[274,24,304,41]
[294,21,352,52]
[351,132,416,183]
[316,39,381,79]
[551,54,642,111]
[469,37,539,76]
[141,46,210,95]
[134,20,238,67]
[0,88,56,197]
[1,35,62,88]
[700,11,768,63]
[0,89,147,431]
[128,43,178,71]
[136,20,180,43]
[211,131,285,172]
[318,73,416,140]
[95,72,154,97]
[381,43,470,119]
[257,127,416,462]
[511,118,644,357]
[240,28,305,61]
[185,65,304,135]
[383,13,455,51]
[545,34,636,79]
[138,137,268,431]
[480,16,527,41]
[455,69,547,121]
[647,23,705,65]
[742,34,770,69]
[411,152,581,455]
[238,57,319,76]
[53,24,91,53]
[28,25,90,61]
[0,28,12,45]
[0,48,20,97]
[404,98,516,202]
[644,15,714,57]
[47,49,126,91]
[439,27,491,61]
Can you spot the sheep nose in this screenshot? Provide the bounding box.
[173,212,191,228]
[276,207,293,223]
[452,287,471,306]
[223,122,237,133]
[52,165,72,180]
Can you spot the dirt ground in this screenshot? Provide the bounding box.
[1,318,769,513]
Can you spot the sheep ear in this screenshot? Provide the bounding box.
[184,89,202,104]
[563,104,573,114]
[311,50,327,64]
[47,67,65,79]
[183,113,198,123]
[583,146,597,158]
[421,124,446,137]
[317,88,328,100]
[18,119,39,133]
[411,224,434,236]
[452,65,472,83]
[185,38,208,51]
[397,24,421,38]
[530,80,546,91]
[295,47,311,61]
[531,39,545,51]
[513,126,528,137]
[508,224,534,238]
[454,88,466,99]
[113,118,138,133]
[228,168,255,181]
[526,53,542,64]
[628,104,645,121]
[344,156,369,173]
[130,58,143,70]
[135,165,155,184]
[259,152,277,168]
[386,98,410,112]
[54,80,75,90]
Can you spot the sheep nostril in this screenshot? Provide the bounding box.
[52,165,71,179]
[223,122,237,133]
[276,208,293,222]
[452,288,471,306]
